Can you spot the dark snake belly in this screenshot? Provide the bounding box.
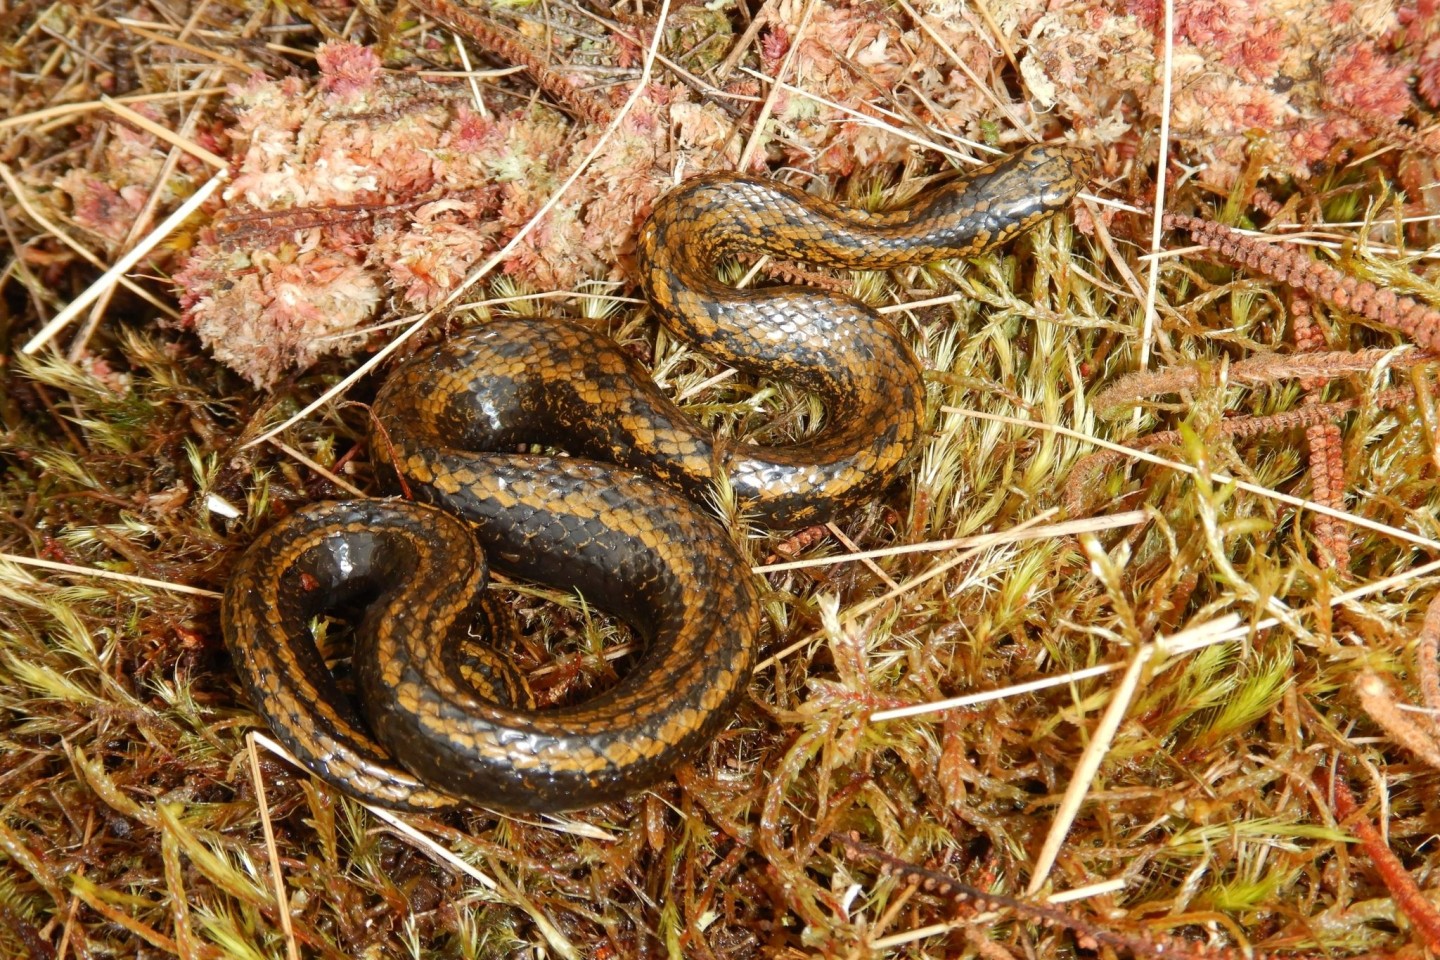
[220,143,1093,813]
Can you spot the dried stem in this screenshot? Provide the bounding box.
[1092,348,1425,416]
[407,0,614,124]
[1165,213,1440,351]
[1329,775,1440,952]
[1291,293,1351,566]
[1353,671,1440,769]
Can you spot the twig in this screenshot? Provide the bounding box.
[1329,774,1440,951]
[0,86,225,132]
[1138,0,1177,378]
[0,162,179,319]
[1060,388,1417,521]
[1092,347,1426,415]
[0,551,223,598]
[1028,638,1158,892]
[407,0,612,123]
[100,95,228,170]
[1420,594,1440,735]
[1352,671,1440,769]
[246,735,301,960]
[1166,213,1440,351]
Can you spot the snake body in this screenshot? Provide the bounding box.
[221,143,1093,812]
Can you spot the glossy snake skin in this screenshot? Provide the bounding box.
[221,143,1093,812]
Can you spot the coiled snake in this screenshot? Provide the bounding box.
[221,143,1093,812]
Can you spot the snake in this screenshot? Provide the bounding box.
[220,143,1094,813]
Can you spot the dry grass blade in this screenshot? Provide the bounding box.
[0,86,226,131]
[1138,0,1177,375]
[755,510,1146,574]
[245,735,300,960]
[21,172,226,354]
[0,162,180,319]
[99,96,228,170]
[0,553,223,599]
[1028,615,1241,892]
[756,509,1063,670]
[950,406,1440,553]
[736,0,814,172]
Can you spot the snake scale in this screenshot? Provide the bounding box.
[221,143,1093,812]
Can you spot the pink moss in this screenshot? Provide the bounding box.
[316,41,383,97]
[174,49,689,386]
[1399,0,1440,107]
[166,0,1436,388]
[1325,43,1414,122]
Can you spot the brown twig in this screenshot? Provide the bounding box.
[1291,293,1351,566]
[1250,187,1284,220]
[214,188,493,245]
[1165,213,1440,351]
[1326,100,1440,156]
[764,523,828,564]
[1353,671,1440,769]
[1289,294,1327,386]
[1329,774,1440,952]
[1305,420,1350,566]
[1092,348,1426,416]
[407,0,614,124]
[762,259,850,292]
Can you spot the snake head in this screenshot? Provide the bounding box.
[1013,142,1096,209]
